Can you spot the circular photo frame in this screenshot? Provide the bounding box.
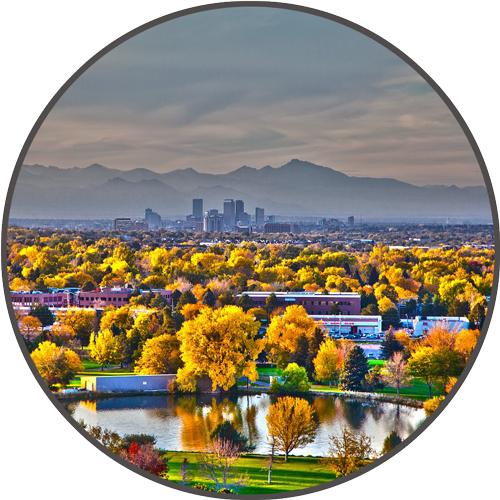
[2,2,498,500]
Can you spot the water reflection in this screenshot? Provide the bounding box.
[68,393,425,455]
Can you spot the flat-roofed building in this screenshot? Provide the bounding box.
[236,291,361,316]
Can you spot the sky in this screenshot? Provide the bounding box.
[24,6,484,187]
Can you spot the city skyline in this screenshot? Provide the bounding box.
[23,6,484,188]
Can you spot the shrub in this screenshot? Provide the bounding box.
[269,363,311,393]
[423,396,445,416]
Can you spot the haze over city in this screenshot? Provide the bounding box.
[23,7,484,188]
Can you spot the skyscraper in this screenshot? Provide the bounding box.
[224,199,235,228]
[235,200,244,223]
[255,207,265,225]
[193,199,203,220]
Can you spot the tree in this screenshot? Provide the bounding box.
[89,329,120,370]
[382,351,410,396]
[407,347,439,398]
[455,328,480,361]
[382,307,401,331]
[57,307,96,344]
[339,345,369,391]
[201,288,216,307]
[197,438,247,490]
[270,363,311,393]
[265,292,280,315]
[266,305,315,366]
[363,365,385,392]
[81,280,96,292]
[236,293,254,312]
[323,425,374,476]
[31,341,83,388]
[210,420,251,452]
[329,303,341,315]
[313,339,342,387]
[134,333,183,375]
[29,301,54,327]
[176,290,197,311]
[266,396,317,461]
[19,315,43,341]
[176,305,263,391]
[381,430,402,455]
[178,458,194,485]
[120,442,169,477]
[379,327,404,360]
[423,396,445,416]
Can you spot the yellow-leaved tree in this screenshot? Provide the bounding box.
[31,341,83,388]
[176,305,263,391]
[313,339,343,387]
[266,396,317,461]
[135,333,183,375]
[88,329,120,370]
[266,305,315,367]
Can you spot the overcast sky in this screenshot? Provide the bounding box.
[25,6,484,187]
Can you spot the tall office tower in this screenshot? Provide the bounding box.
[235,200,244,223]
[193,199,203,220]
[203,214,224,232]
[145,208,161,229]
[255,207,264,225]
[223,199,235,228]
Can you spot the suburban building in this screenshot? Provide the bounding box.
[412,316,470,336]
[236,291,361,315]
[10,290,76,307]
[310,314,382,335]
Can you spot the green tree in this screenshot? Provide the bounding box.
[237,293,254,312]
[339,345,369,391]
[380,327,404,360]
[265,293,280,315]
[266,396,317,461]
[270,363,311,393]
[381,430,402,455]
[210,420,252,452]
[29,301,54,327]
[382,307,401,331]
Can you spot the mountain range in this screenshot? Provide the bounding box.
[9,160,492,221]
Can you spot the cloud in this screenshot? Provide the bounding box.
[24,6,484,187]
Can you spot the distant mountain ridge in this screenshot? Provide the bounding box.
[10,160,492,221]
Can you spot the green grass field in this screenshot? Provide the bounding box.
[166,452,338,494]
[67,361,134,388]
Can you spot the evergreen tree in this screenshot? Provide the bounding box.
[202,288,216,307]
[265,292,280,315]
[382,307,401,331]
[381,431,402,454]
[380,328,404,360]
[29,301,54,327]
[237,293,254,312]
[81,280,96,292]
[176,290,197,311]
[209,420,252,452]
[329,303,341,315]
[305,327,325,379]
[339,345,369,391]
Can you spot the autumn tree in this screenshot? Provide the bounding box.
[323,425,374,476]
[266,305,315,367]
[176,305,263,391]
[89,329,120,370]
[178,458,194,486]
[266,396,317,461]
[57,307,96,344]
[455,328,480,361]
[407,347,438,398]
[31,341,83,388]
[19,315,43,341]
[382,351,410,396]
[134,333,183,375]
[120,442,169,477]
[314,339,343,387]
[339,345,369,391]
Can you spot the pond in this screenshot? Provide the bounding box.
[64,393,426,456]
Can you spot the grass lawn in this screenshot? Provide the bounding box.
[376,378,444,400]
[257,367,282,377]
[166,452,338,494]
[67,361,134,388]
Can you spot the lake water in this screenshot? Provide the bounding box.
[64,393,426,456]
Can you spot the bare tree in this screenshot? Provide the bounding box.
[178,458,194,486]
[261,435,282,484]
[197,438,248,490]
[382,351,410,397]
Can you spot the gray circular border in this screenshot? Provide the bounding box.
[2,2,498,499]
